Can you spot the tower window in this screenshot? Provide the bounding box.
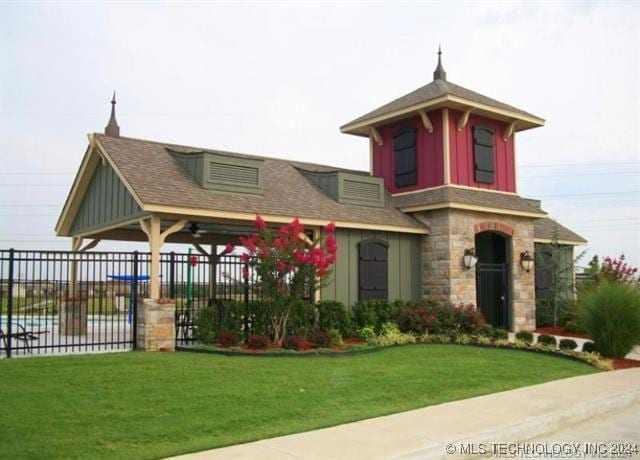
[473,126,495,184]
[393,128,417,188]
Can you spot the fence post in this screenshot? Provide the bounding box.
[132,251,139,349]
[6,249,15,358]
[169,251,176,300]
[243,263,250,338]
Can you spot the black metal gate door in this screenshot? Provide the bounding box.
[476,262,509,329]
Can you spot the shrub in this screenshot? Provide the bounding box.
[316,301,352,336]
[582,341,597,353]
[283,335,304,351]
[352,299,403,332]
[451,303,486,334]
[327,328,343,345]
[372,322,416,346]
[356,326,376,341]
[194,306,218,344]
[578,280,640,359]
[537,334,557,347]
[396,300,484,335]
[535,299,553,328]
[286,300,316,336]
[309,331,332,348]
[218,331,239,347]
[493,328,509,340]
[515,331,534,344]
[477,323,494,338]
[247,334,270,350]
[559,338,578,351]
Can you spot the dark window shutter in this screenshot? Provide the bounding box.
[393,128,417,188]
[473,126,495,184]
[358,239,389,300]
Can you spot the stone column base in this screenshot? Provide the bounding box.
[136,299,176,351]
[59,301,87,336]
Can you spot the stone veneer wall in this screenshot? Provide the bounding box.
[416,209,536,332]
[136,299,176,351]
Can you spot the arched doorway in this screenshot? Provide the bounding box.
[475,231,511,329]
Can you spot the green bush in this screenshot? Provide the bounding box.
[351,299,404,332]
[493,328,509,340]
[559,302,585,334]
[371,322,416,347]
[578,281,640,358]
[356,326,376,341]
[535,299,553,327]
[309,330,332,348]
[559,338,578,351]
[477,324,495,338]
[283,299,316,336]
[327,328,343,345]
[537,334,557,347]
[582,341,597,353]
[515,331,534,344]
[316,301,352,336]
[194,306,218,344]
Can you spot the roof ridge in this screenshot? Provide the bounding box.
[94,132,368,175]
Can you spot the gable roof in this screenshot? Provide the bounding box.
[390,186,547,218]
[57,134,427,236]
[341,79,545,135]
[534,217,587,245]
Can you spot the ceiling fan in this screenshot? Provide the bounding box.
[188,222,208,239]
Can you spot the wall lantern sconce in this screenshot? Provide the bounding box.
[463,248,478,270]
[520,251,534,273]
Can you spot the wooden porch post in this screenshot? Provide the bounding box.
[149,216,161,299]
[70,237,83,298]
[313,228,321,303]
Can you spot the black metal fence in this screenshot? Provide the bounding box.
[0,249,256,357]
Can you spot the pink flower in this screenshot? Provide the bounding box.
[224,243,234,254]
[242,266,249,280]
[324,221,336,233]
[276,260,287,271]
[273,238,283,249]
[254,214,266,230]
[240,253,250,263]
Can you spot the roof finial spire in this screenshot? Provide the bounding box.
[433,45,447,81]
[105,91,120,137]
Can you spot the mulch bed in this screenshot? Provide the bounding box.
[611,358,640,370]
[535,326,589,339]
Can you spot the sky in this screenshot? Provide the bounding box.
[0,0,639,269]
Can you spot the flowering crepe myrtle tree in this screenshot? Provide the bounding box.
[229,215,337,345]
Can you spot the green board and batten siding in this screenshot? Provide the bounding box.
[322,228,422,306]
[70,161,143,235]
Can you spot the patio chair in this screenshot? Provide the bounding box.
[0,323,48,355]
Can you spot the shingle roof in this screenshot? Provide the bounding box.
[342,79,542,129]
[534,218,587,244]
[390,186,547,216]
[94,134,425,231]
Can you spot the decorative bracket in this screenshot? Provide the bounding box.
[457,109,472,132]
[159,219,187,245]
[503,121,516,141]
[418,110,434,133]
[79,239,101,252]
[369,127,383,146]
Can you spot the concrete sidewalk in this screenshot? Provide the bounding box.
[171,369,640,460]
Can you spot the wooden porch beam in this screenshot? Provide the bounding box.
[418,109,434,133]
[457,108,472,132]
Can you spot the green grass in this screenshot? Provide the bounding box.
[0,345,596,460]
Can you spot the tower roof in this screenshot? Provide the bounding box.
[341,49,544,136]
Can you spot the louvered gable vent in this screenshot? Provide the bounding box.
[300,168,384,208]
[169,148,263,195]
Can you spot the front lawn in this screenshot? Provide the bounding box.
[0,345,596,459]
